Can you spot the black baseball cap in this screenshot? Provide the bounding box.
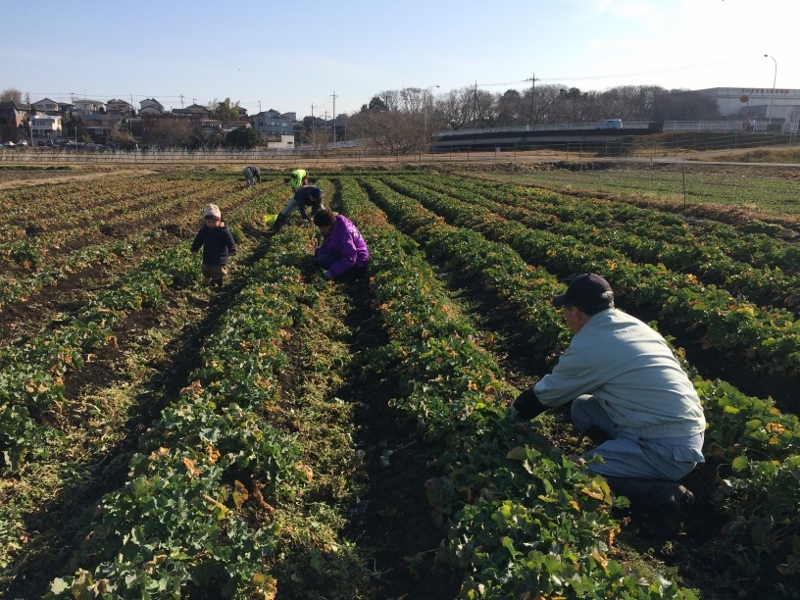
[552,273,615,312]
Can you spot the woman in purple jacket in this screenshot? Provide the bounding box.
[313,209,369,282]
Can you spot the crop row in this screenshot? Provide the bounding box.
[0,177,293,468]
[421,175,800,310]
[337,177,695,598]
[0,241,203,471]
[359,175,800,591]
[5,170,796,597]
[0,179,223,271]
[0,180,280,314]
[43,184,376,598]
[380,176,800,377]
[2,176,195,241]
[445,174,800,272]
[44,238,307,597]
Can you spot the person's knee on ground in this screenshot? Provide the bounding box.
[570,394,618,444]
[315,253,337,270]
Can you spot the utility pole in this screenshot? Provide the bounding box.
[180,95,185,108]
[473,81,479,125]
[528,72,536,127]
[331,91,337,142]
[311,104,317,133]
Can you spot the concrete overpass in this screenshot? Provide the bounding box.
[432,122,663,153]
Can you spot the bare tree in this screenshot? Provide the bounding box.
[473,89,498,126]
[399,87,425,113]
[1,88,23,103]
[375,90,401,112]
[528,84,563,125]
[354,80,715,138]
[347,104,425,155]
[434,87,475,130]
[146,119,192,148]
[304,128,333,156]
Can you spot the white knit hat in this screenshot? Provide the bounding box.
[204,204,221,219]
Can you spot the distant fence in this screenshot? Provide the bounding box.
[433,122,654,138]
[662,121,781,133]
[0,131,797,167]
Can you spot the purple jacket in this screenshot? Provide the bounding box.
[315,214,369,278]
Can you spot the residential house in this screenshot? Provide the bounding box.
[106,99,133,116]
[31,114,62,140]
[267,135,295,150]
[201,119,223,134]
[81,114,125,141]
[72,99,105,116]
[139,98,165,115]
[0,100,30,141]
[300,115,327,137]
[225,119,252,132]
[253,109,295,142]
[172,103,209,117]
[0,100,31,128]
[32,98,62,115]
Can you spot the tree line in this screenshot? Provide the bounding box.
[4,84,723,153]
[346,84,722,154]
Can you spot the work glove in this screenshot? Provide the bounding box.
[323,271,333,281]
[511,387,549,421]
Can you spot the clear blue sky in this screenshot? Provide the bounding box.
[2,0,797,117]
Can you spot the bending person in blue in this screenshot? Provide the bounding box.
[512,273,705,537]
[269,175,326,234]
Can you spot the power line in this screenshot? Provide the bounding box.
[477,55,759,87]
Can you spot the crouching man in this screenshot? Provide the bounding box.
[512,273,705,536]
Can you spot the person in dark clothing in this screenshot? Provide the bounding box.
[191,203,237,287]
[269,185,326,234]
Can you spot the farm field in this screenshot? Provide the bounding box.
[0,165,799,599]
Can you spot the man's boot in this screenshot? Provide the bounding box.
[604,476,694,537]
[269,212,288,235]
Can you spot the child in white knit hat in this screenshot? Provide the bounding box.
[190,204,237,287]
